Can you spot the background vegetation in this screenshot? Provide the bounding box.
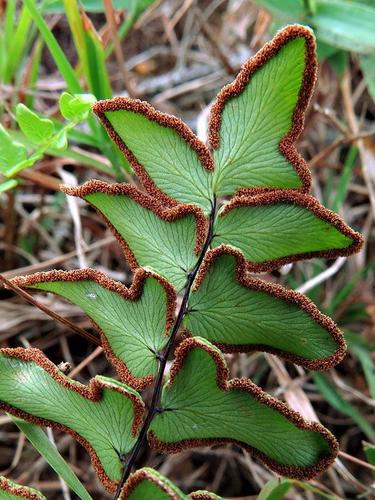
[0,0,374,498]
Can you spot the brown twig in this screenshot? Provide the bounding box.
[0,274,100,346]
[341,69,375,217]
[339,451,375,472]
[309,130,375,168]
[194,9,236,75]
[18,169,61,191]
[103,0,136,97]
[313,103,348,135]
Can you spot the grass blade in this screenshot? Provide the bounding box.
[12,416,92,500]
[313,373,375,441]
[331,146,358,212]
[23,0,82,93]
[82,11,112,99]
[4,4,33,83]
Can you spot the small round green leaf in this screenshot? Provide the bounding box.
[16,104,55,145]
[0,125,28,174]
[59,92,96,121]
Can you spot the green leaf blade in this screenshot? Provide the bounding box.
[209,25,316,196]
[359,54,375,103]
[0,179,19,192]
[93,98,214,213]
[213,193,362,271]
[254,0,305,21]
[0,125,28,173]
[363,441,375,468]
[45,0,156,14]
[312,0,375,54]
[23,0,82,94]
[64,181,201,291]
[257,478,292,500]
[257,478,335,500]
[185,251,345,369]
[313,373,375,441]
[0,349,144,490]
[13,268,174,388]
[123,468,187,499]
[149,338,338,480]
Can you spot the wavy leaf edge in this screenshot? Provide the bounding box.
[217,191,363,272]
[0,476,46,500]
[93,97,214,209]
[11,266,177,389]
[62,179,208,263]
[120,467,222,499]
[0,348,145,492]
[209,23,316,195]
[120,467,184,499]
[148,337,339,481]
[187,245,347,370]
[92,24,317,203]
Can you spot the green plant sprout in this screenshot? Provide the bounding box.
[0,25,363,499]
[0,93,96,187]
[0,0,159,192]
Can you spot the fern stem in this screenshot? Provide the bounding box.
[114,197,217,499]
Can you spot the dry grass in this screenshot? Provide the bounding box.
[0,1,374,498]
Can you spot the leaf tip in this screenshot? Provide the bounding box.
[208,23,317,195]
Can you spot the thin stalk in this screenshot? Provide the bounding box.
[114,198,217,498]
[303,0,315,17]
[103,0,136,97]
[0,274,100,345]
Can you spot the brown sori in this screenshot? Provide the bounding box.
[209,24,316,195]
[185,245,346,370]
[148,337,339,481]
[119,469,180,500]
[190,493,220,500]
[218,190,363,272]
[0,476,44,500]
[92,25,317,205]
[11,267,177,389]
[0,348,145,492]
[62,180,208,264]
[93,98,214,208]
[120,469,219,499]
